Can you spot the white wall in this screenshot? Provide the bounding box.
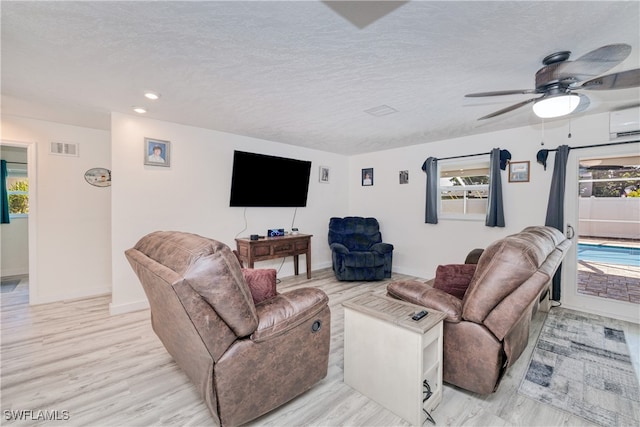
[347,112,621,280]
[1,115,112,303]
[0,146,29,277]
[110,113,348,314]
[348,128,549,278]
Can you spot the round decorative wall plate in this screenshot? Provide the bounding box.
[84,168,111,187]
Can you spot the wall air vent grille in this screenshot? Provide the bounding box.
[50,142,79,157]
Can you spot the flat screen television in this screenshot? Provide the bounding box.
[229,150,312,207]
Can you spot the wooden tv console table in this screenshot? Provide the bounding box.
[235,234,312,279]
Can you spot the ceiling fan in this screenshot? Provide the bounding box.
[466,43,640,120]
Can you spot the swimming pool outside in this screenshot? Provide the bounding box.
[578,243,640,267]
[577,238,640,304]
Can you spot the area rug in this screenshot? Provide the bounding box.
[0,279,20,293]
[519,307,640,426]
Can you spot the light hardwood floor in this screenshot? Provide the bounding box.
[1,270,638,426]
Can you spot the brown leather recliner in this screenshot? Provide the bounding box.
[387,226,570,395]
[125,231,331,426]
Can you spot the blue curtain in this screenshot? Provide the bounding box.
[1,160,10,224]
[485,148,506,227]
[544,145,570,301]
[422,157,438,224]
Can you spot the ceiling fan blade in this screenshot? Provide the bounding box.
[575,68,640,90]
[477,98,539,120]
[465,89,536,97]
[556,44,632,81]
[573,93,591,114]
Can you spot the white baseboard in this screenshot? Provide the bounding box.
[561,301,640,324]
[389,265,428,279]
[314,261,333,271]
[1,268,29,278]
[109,298,150,315]
[32,285,111,305]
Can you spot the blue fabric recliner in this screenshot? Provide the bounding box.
[328,216,394,281]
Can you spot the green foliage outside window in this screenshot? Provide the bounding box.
[8,179,29,214]
[579,166,640,198]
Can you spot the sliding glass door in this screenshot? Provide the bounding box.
[562,143,639,323]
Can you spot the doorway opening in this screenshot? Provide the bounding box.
[1,141,36,305]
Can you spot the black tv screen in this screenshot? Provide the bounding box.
[229,151,312,207]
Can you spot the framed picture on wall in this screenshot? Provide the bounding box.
[319,166,330,183]
[144,137,171,167]
[84,167,111,187]
[362,168,374,186]
[509,161,530,183]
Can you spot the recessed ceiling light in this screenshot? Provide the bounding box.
[144,91,160,100]
[133,107,147,114]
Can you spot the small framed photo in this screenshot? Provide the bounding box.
[399,170,409,184]
[319,166,330,183]
[144,137,170,167]
[362,168,374,186]
[509,161,530,183]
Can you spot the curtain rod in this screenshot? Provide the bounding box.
[431,149,512,171]
[436,151,491,161]
[3,161,27,165]
[541,139,639,153]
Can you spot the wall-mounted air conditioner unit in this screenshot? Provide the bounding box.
[609,107,640,139]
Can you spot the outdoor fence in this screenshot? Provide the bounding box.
[579,197,640,239]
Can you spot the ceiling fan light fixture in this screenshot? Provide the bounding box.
[533,93,580,118]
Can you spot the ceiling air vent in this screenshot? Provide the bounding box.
[364,104,398,117]
[50,142,79,157]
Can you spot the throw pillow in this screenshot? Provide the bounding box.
[242,268,277,304]
[432,264,476,300]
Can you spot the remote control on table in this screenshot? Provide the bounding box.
[411,310,428,321]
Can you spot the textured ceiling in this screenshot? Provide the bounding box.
[2,1,639,155]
